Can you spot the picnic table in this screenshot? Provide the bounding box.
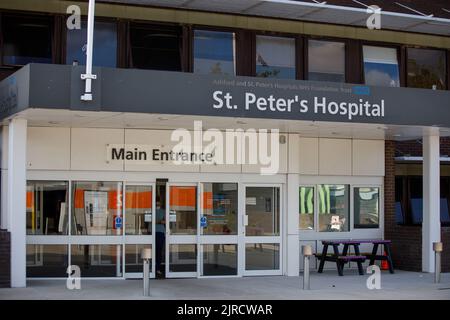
[315,239,394,276]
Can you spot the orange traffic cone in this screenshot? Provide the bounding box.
[381,251,389,270]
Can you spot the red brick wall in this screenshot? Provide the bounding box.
[0,229,10,287]
[385,139,450,272]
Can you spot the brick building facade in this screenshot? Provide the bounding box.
[385,139,450,272]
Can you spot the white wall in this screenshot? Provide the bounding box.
[26,127,289,174]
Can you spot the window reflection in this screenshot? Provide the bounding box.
[26,245,68,278]
[308,40,345,82]
[130,24,182,71]
[363,46,400,87]
[194,30,235,75]
[407,48,446,90]
[245,243,279,270]
[71,244,122,277]
[125,185,152,235]
[202,244,237,276]
[256,35,295,79]
[169,186,197,235]
[169,244,197,272]
[26,181,69,235]
[318,185,349,232]
[354,187,380,228]
[66,21,117,67]
[202,183,237,235]
[245,187,280,236]
[299,186,314,230]
[71,181,123,236]
[2,15,52,65]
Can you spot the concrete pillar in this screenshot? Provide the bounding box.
[8,118,27,287]
[422,131,441,273]
[0,125,8,230]
[286,173,300,276]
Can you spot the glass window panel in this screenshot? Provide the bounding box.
[201,183,237,235]
[169,244,197,272]
[354,187,380,228]
[125,244,152,273]
[125,185,152,235]
[299,186,314,230]
[363,46,400,87]
[71,181,123,236]
[169,186,197,235]
[71,245,122,277]
[26,245,68,278]
[318,185,349,232]
[130,24,182,71]
[407,48,446,90]
[245,187,280,236]
[194,30,235,75]
[256,35,295,79]
[2,15,52,65]
[245,243,279,270]
[308,40,345,82]
[66,21,117,67]
[26,181,69,235]
[202,244,237,276]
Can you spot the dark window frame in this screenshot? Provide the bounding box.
[127,21,184,72]
[252,30,301,80]
[0,11,57,67]
[405,46,448,91]
[359,40,402,87]
[63,15,119,67]
[304,35,348,83]
[191,25,241,76]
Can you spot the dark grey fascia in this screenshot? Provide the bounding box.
[1,63,450,128]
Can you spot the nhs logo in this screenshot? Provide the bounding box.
[352,86,371,96]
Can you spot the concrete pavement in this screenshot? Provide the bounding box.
[0,270,449,300]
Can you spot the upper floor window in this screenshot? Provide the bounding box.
[2,15,52,66]
[193,30,235,75]
[66,20,117,67]
[255,35,295,79]
[363,45,400,87]
[308,39,345,83]
[130,24,182,71]
[407,48,446,90]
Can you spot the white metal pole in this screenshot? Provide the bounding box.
[81,0,97,101]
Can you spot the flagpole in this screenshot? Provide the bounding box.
[81,0,96,101]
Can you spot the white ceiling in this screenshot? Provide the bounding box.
[8,108,450,141]
[99,0,450,36]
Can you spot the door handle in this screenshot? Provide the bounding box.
[243,215,249,226]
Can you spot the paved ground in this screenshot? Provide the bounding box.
[0,270,449,300]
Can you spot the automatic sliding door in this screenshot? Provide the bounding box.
[199,183,239,277]
[166,184,198,278]
[124,184,155,278]
[243,186,282,276]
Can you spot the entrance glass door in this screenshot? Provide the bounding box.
[124,183,155,278]
[165,184,198,278]
[199,183,239,277]
[243,185,282,276]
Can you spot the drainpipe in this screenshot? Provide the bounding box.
[80,0,97,101]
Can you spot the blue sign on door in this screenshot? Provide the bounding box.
[200,216,207,228]
[114,216,123,229]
